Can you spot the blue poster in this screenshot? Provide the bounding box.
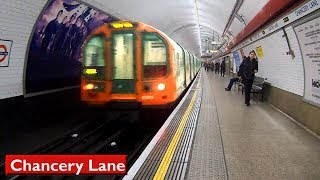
[25,0,116,94]
[233,51,241,71]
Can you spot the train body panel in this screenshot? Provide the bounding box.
[81,21,200,108]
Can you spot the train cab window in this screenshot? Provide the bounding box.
[112,33,135,80]
[142,33,168,78]
[84,36,105,67]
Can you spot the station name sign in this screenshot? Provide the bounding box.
[6,155,127,175]
[233,0,320,51]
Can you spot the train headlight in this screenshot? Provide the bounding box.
[84,69,97,75]
[84,83,94,90]
[157,83,166,91]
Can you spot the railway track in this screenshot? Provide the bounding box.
[1,111,159,180]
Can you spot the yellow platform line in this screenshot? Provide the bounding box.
[153,81,199,180]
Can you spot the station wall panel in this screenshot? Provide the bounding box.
[239,26,304,96]
[0,0,47,99]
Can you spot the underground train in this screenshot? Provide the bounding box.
[81,21,200,108]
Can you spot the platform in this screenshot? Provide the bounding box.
[124,69,320,180]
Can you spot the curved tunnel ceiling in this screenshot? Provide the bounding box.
[83,0,237,57]
[82,0,275,57]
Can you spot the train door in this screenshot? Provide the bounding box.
[192,55,196,76]
[189,52,193,79]
[111,33,136,93]
[175,45,185,95]
[178,46,186,88]
[184,51,190,85]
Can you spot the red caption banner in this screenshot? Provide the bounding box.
[6,155,127,175]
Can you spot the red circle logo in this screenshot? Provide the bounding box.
[0,44,8,62]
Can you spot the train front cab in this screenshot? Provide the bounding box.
[81,23,178,108]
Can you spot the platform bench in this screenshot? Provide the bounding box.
[238,76,266,101]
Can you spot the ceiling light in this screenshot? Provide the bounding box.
[211,41,217,45]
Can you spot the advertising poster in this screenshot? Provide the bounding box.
[0,39,13,67]
[25,0,115,94]
[233,51,241,72]
[255,46,264,58]
[294,16,320,107]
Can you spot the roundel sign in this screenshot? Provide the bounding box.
[0,40,12,67]
[0,44,8,62]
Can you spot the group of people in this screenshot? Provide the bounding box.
[204,60,226,77]
[225,50,259,106]
[40,10,85,61]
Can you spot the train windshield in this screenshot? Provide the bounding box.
[112,33,135,80]
[143,33,168,78]
[83,36,105,67]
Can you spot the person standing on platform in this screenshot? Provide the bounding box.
[220,60,226,77]
[238,50,258,106]
[211,61,215,71]
[215,61,219,74]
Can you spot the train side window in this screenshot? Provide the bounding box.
[84,36,105,67]
[142,33,168,78]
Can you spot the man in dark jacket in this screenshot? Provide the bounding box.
[238,51,258,106]
[215,62,220,74]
